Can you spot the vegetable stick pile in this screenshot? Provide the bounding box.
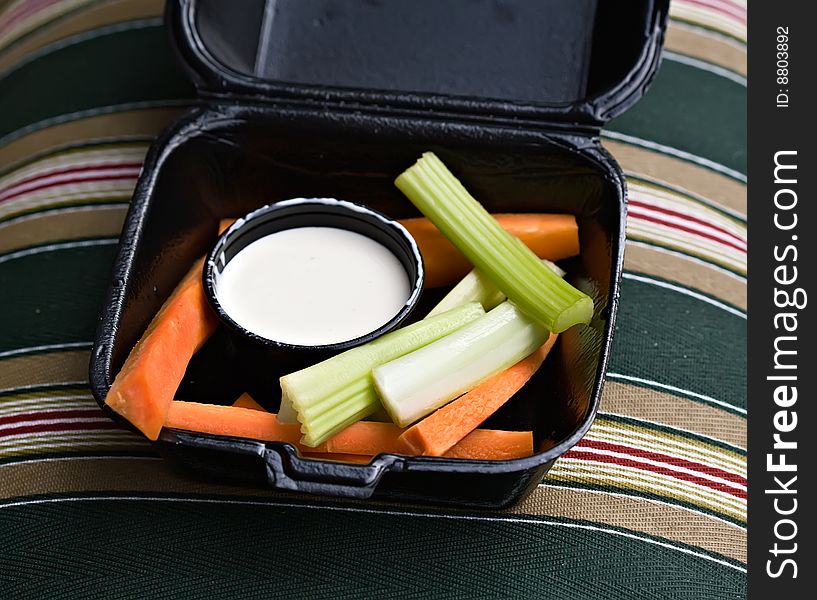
[105,152,592,462]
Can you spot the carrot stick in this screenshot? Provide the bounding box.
[400,213,579,287]
[105,258,218,440]
[232,393,266,411]
[310,428,533,460]
[444,429,533,460]
[305,431,533,462]
[399,334,557,456]
[221,214,579,288]
[166,401,307,448]
[317,421,405,455]
[164,400,533,460]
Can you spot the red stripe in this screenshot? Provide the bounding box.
[576,438,746,486]
[0,162,142,201]
[564,448,746,499]
[0,420,123,439]
[0,408,106,427]
[0,173,140,205]
[678,0,746,24]
[628,199,745,247]
[629,211,747,254]
[0,0,59,37]
[1,162,143,196]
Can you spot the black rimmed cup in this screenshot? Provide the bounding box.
[203,198,424,393]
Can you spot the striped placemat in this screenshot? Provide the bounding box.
[0,1,746,597]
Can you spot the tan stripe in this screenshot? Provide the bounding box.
[0,190,132,223]
[0,384,88,402]
[0,349,89,391]
[587,424,745,475]
[626,229,745,276]
[512,485,744,562]
[629,179,746,233]
[624,242,746,309]
[0,0,164,71]
[550,461,745,519]
[665,22,746,76]
[0,457,745,563]
[0,457,273,500]
[0,107,183,170]
[603,139,746,215]
[0,204,126,253]
[669,7,745,43]
[1,143,147,184]
[602,381,746,449]
[0,0,94,49]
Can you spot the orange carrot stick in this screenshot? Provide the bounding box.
[399,334,557,456]
[317,421,406,455]
[305,430,533,462]
[308,428,533,460]
[444,429,533,460]
[400,213,579,287]
[166,401,307,449]
[105,258,218,440]
[232,393,266,411]
[164,400,533,460]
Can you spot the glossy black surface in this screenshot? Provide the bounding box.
[176,0,667,126]
[89,0,668,508]
[199,0,597,104]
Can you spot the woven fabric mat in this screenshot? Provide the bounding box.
[0,1,746,598]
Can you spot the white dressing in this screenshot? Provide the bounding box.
[216,226,411,346]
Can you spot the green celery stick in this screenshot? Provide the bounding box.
[280,302,485,446]
[374,301,550,427]
[426,259,565,318]
[395,152,593,332]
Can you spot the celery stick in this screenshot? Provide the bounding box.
[374,301,550,427]
[280,302,485,446]
[395,152,593,332]
[426,260,565,318]
[277,396,297,422]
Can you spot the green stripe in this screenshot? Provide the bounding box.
[625,238,746,279]
[596,413,746,455]
[0,242,117,354]
[0,497,745,598]
[623,270,745,315]
[609,59,746,174]
[610,277,746,410]
[0,24,193,141]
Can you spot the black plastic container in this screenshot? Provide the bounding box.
[90,0,669,508]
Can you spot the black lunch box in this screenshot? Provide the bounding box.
[89,0,669,508]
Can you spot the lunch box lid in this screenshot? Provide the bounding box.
[167,0,669,129]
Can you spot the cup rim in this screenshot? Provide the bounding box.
[203,197,425,352]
